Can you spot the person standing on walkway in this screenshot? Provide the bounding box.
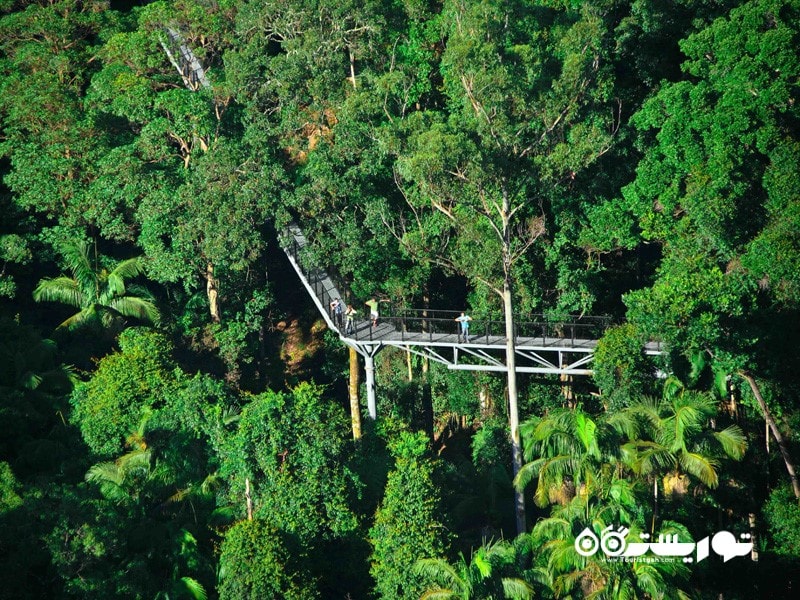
[345,303,356,334]
[455,311,472,343]
[330,298,344,329]
[335,298,344,328]
[365,297,379,328]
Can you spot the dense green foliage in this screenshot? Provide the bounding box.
[1,0,799,597]
[217,520,317,600]
[369,432,448,599]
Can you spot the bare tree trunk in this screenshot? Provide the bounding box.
[407,349,413,381]
[561,364,574,408]
[501,187,526,535]
[504,281,525,534]
[348,47,357,90]
[479,386,493,417]
[739,372,800,499]
[349,347,362,440]
[749,513,758,562]
[651,476,658,534]
[245,477,253,521]
[422,287,430,375]
[206,263,221,323]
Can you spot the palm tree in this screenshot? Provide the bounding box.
[622,378,747,491]
[86,448,212,600]
[415,539,535,600]
[515,407,637,508]
[527,491,692,600]
[33,240,160,330]
[86,446,155,505]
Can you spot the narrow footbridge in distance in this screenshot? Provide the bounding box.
[280,223,664,418]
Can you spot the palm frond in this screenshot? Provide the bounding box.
[86,462,130,503]
[29,364,76,393]
[414,557,464,593]
[627,397,661,428]
[526,564,555,590]
[662,376,685,401]
[107,296,161,325]
[574,412,599,457]
[33,277,85,308]
[110,256,146,281]
[105,272,127,298]
[530,516,571,545]
[179,577,208,600]
[117,448,153,477]
[605,409,639,440]
[679,451,719,487]
[126,283,158,302]
[481,539,516,565]
[420,590,460,600]
[687,351,707,386]
[630,563,663,598]
[668,404,699,451]
[86,462,124,486]
[514,460,542,492]
[208,505,238,526]
[473,549,492,578]
[502,577,535,600]
[607,478,637,509]
[61,241,97,297]
[222,405,241,425]
[59,307,95,330]
[712,425,747,460]
[713,367,729,399]
[18,371,42,390]
[629,440,676,474]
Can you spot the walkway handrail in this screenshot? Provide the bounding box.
[281,223,349,321]
[280,222,613,342]
[344,315,606,344]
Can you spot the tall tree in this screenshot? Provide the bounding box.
[0,1,126,241]
[390,0,618,533]
[528,493,691,599]
[219,382,362,596]
[516,405,634,508]
[623,379,747,492]
[623,0,800,347]
[218,519,317,600]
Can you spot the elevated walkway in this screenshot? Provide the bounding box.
[280,222,664,417]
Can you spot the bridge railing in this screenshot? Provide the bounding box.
[281,223,613,345]
[345,312,611,345]
[281,224,346,325]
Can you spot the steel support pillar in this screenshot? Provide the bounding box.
[365,353,377,420]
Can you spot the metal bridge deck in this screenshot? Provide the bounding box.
[280,222,664,376]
